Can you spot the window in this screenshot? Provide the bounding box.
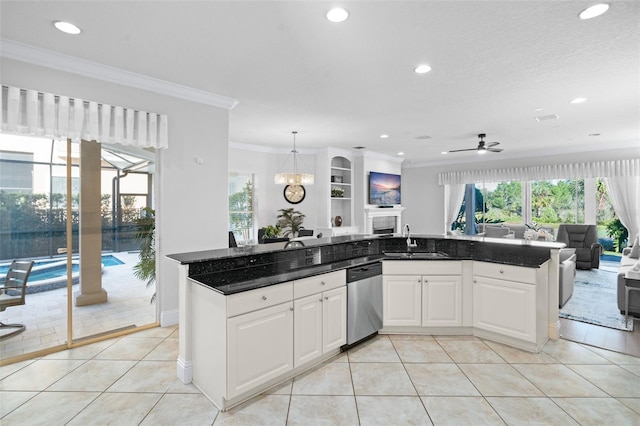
[229,174,254,244]
[0,151,33,192]
[531,179,584,227]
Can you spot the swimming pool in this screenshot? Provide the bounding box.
[0,254,124,282]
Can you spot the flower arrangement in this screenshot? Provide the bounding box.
[331,187,345,198]
[524,222,554,241]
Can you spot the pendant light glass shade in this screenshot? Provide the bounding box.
[274,131,315,185]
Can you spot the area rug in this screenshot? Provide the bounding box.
[559,262,634,331]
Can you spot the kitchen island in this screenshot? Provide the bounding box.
[168,234,564,410]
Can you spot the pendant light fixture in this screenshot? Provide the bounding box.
[274,131,315,185]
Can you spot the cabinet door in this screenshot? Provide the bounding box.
[422,276,462,327]
[383,275,422,326]
[294,294,323,367]
[228,302,294,399]
[323,286,347,352]
[473,276,536,342]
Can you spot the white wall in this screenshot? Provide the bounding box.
[1,58,230,326]
[402,148,640,235]
[229,146,319,232]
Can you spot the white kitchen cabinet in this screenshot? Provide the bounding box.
[227,301,294,399]
[422,275,462,327]
[383,261,464,328]
[294,285,347,367]
[472,261,547,346]
[383,275,422,326]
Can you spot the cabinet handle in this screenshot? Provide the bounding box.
[319,298,323,302]
[324,296,329,300]
[321,281,326,285]
[262,296,267,300]
[499,269,504,274]
[423,280,428,283]
[289,307,294,311]
[473,280,477,283]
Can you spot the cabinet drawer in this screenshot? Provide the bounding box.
[227,282,293,317]
[473,261,537,284]
[294,270,346,299]
[383,260,462,276]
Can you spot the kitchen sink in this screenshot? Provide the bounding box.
[383,251,450,259]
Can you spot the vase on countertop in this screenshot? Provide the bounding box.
[334,216,342,227]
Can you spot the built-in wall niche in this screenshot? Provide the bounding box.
[330,156,352,227]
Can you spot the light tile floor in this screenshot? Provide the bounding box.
[0,252,156,359]
[2,328,640,425]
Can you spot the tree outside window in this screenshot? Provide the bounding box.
[228,175,254,244]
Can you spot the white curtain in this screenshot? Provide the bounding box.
[438,159,640,185]
[444,184,466,232]
[0,85,168,149]
[605,175,640,242]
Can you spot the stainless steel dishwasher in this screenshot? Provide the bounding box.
[346,262,383,346]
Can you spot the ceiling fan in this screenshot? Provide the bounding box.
[448,133,503,154]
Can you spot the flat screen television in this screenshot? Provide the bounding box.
[369,172,401,205]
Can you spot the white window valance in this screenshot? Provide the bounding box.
[438,159,640,185]
[0,85,168,149]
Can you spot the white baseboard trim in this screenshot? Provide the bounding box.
[161,308,179,327]
[177,357,193,384]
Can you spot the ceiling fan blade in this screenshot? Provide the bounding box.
[448,148,478,153]
[486,142,500,148]
[488,148,503,152]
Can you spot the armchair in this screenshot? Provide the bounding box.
[0,260,34,339]
[556,224,603,269]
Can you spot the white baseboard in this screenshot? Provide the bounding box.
[177,357,193,384]
[161,308,179,327]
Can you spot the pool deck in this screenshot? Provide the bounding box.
[0,252,156,360]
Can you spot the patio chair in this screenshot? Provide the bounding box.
[0,260,34,340]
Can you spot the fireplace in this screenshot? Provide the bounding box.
[372,216,397,234]
[364,207,404,235]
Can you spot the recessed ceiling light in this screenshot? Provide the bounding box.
[589,133,601,136]
[414,64,432,74]
[380,134,389,139]
[326,8,349,23]
[440,151,448,155]
[54,20,82,35]
[570,97,587,104]
[579,4,609,20]
[533,108,544,112]
[397,152,404,156]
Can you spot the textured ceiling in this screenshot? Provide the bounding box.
[1,1,639,165]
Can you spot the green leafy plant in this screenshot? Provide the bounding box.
[263,224,281,238]
[133,207,156,303]
[331,187,344,197]
[277,208,305,237]
[605,217,628,253]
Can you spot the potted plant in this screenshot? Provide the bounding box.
[331,187,345,198]
[277,208,305,237]
[263,224,281,238]
[133,207,156,303]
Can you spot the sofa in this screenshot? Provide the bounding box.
[477,223,555,240]
[556,224,603,269]
[559,248,577,308]
[618,237,640,317]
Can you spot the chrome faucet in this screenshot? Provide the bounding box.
[404,224,417,248]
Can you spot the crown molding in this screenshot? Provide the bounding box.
[1,38,239,110]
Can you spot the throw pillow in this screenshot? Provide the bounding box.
[630,234,640,259]
[485,226,511,238]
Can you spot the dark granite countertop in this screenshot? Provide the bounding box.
[172,234,564,296]
[190,255,385,295]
